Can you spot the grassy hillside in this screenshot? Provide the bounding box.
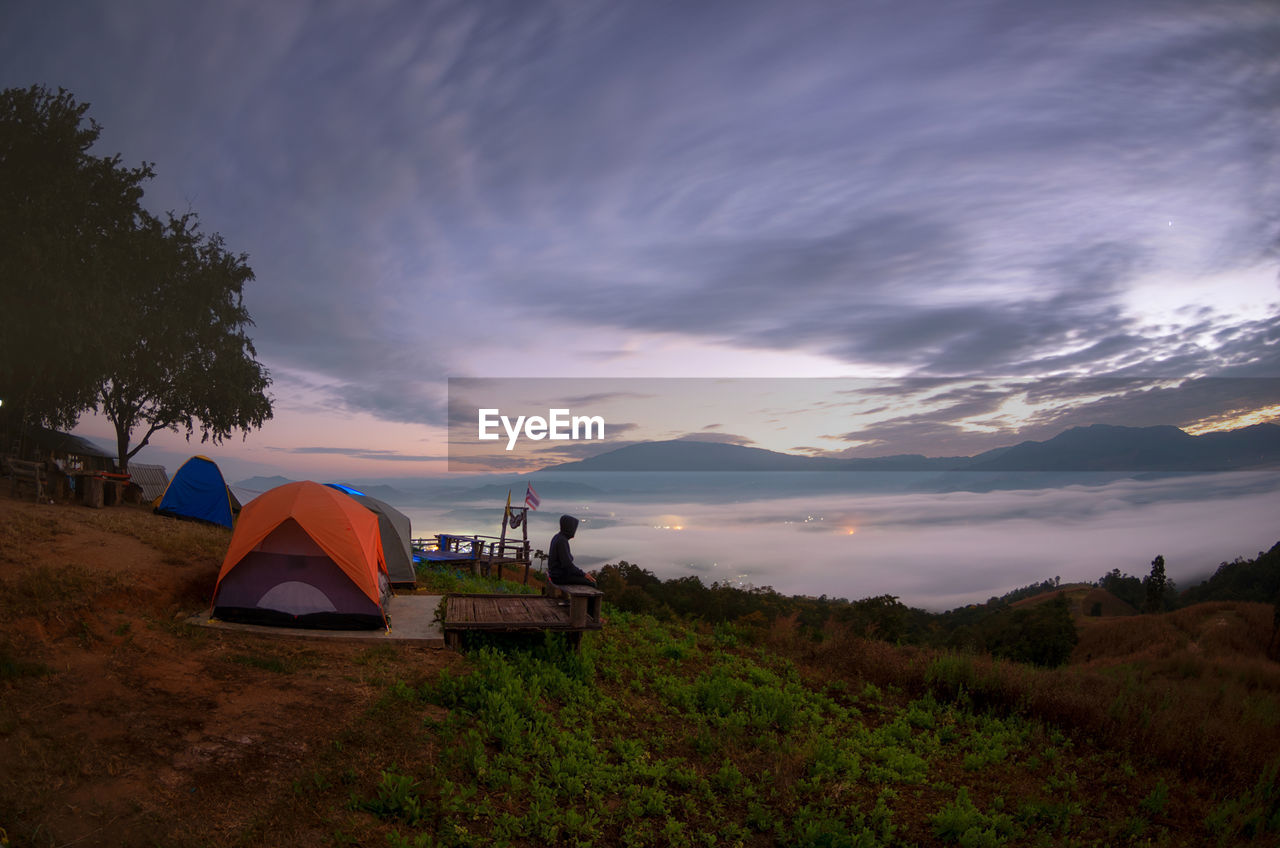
[236,611,1280,847]
[2,496,1279,846]
[1009,584,1137,619]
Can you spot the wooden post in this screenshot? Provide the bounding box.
[522,510,530,582]
[496,508,508,581]
[83,475,104,509]
[569,595,588,628]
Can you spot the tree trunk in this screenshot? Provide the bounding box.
[114,418,132,474]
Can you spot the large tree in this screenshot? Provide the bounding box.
[0,85,153,432]
[2,84,272,469]
[97,212,272,472]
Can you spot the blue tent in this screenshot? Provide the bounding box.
[326,483,365,497]
[154,456,238,529]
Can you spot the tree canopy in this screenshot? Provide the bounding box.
[0,84,153,430]
[0,84,271,468]
[97,213,272,471]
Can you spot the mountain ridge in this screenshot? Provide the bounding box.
[543,422,1280,472]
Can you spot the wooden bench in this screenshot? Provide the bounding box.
[544,582,605,630]
[5,458,47,502]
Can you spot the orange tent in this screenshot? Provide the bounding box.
[211,481,389,629]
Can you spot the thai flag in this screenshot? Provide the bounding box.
[525,483,540,510]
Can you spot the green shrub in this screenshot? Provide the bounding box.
[930,788,1017,846]
[1139,778,1169,816]
[356,770,430,825]
[1206,760,1280,842]
[978,595,1078,668]
[926,654,976,701]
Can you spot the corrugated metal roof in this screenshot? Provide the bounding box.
[26,428,115,459]
[127,463,170,502]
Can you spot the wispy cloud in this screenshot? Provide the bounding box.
[3,0,1277,443]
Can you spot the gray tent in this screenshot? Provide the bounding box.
[325,485,416,588]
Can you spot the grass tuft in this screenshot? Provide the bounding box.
[0,642,52,681]
[0,564,120,620]
[82,508,231,565]
[414,562,539,596]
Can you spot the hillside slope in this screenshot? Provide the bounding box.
[3,493,1279,846]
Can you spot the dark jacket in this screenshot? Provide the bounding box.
[548,514,591,584]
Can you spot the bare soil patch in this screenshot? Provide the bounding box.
[0,493,457,847]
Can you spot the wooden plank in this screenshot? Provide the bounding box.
[489,597,512,624]
[444,596,466,625]
[507,598,536,624]
[531,597,564,625]
[476,597,501,624]
[462,596,479,623]
[456,596,478,624]
[537,598,569,625]
[441,593,602,638]
[445,621,601,633]
[519,597,547,624]
[446,620,601,633]
[547,582,603,602]
[496,598,520,623]
[528,598,561,624]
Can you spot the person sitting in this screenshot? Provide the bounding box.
[547,514,596,586]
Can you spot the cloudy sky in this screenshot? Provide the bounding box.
[3,0,1279,481]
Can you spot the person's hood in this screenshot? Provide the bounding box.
[559,514,579,539]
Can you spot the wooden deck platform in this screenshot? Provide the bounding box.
[442,592,602,649]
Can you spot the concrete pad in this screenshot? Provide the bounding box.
[188,594,446,645]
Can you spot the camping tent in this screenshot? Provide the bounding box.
[154,456,239,528]
[210,481,390,629]
[325,484,417,588]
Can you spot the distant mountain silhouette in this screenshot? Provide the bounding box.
[544,423,1280,472]
[340,483,412,504]
[544,440,833,472]
[966,423,1280,471]
[233,475,295,494]
[230,476,412,505]
[452,481,608,501]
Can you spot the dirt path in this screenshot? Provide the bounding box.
[0,494,457,847]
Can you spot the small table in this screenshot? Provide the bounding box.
[442,588,604,650]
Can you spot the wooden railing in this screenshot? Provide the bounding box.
[412,532,537,584]
[4,457,47,502]
[412,533,530,561]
